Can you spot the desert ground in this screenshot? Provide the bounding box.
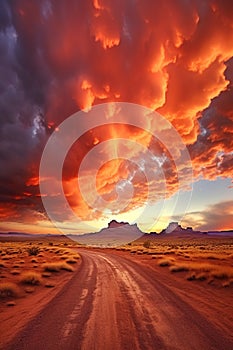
[0,234,233,349]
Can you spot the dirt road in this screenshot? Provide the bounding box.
[5,249,233,350]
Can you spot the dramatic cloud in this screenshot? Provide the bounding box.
[181,200,233,232]
[0,0,232,232]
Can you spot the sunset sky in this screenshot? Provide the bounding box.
[0,0,232,235]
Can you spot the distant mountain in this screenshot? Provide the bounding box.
[144,222,233,239]
[205,230,233,236]
[158,222,202,235]
[68,220,143,247]
[0,231,72,242]
[0,231,31,236]
[1,221,232,245]
[107,220,129,228]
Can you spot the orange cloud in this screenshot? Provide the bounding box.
[181,200,233,232]
[1,0,232,231]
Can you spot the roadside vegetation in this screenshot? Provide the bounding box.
[0,240,81,305]
[118,236,233,287]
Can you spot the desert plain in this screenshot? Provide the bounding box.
[0,232,233,350]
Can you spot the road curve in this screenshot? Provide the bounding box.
[5,249,233,350]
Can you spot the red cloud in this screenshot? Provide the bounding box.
[0,0,232,231]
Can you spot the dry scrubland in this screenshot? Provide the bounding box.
[0,239,81,306]
[0,234,233,349]
[116,236,233,288]
[1,235,232,302]
[1,234,232,304]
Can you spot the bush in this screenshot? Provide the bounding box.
[42,263,60,272]
[0,282,20,298]
[66,259,77,264]
[158,259,173,267]
[20,271,42,285]
[143,240,151,249]
[27,246,40,256]
[169,264,189,273]
[42,262,74,272]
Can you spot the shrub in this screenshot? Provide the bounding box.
[60,255,68,260]
[196,273,207,281]
[60,263,74,272]
[72,254,81,259]
[12,264,20,268]
[66,259,77,264]
[143,240,151,249]
[20,271,42,285]
[7,301,16,307]
[27,246,40,256]
[187,272,196,281]
[42,272,51,278]
[0,282,20,298]
[169,264,189,272]
[42,262,74,272]
[158,259,174,267]
[45,283,55,288]
[211,266,233,279]
[42,263,60,272]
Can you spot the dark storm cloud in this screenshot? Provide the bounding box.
[0,1,47,220]
[189,57,233,180]
[0,0,11,31]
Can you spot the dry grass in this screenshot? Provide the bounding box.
[0,282,20,298]
[12,263,20,268]
[169,261,233,283]
[72,254,81,259]
[10,269,21,275]
[169,264,189,273]
[7,301,16,306]
[186,252,228,260]
[20,271,42,285]
[60,255,68,260]
[2,256,10,260]
[27,246,40,256]
[42,262,74,272]
[66,258,77,264]
[210,266,233,279]
[158,258,174,267]
[41,271,52,278]
[128,236,233,287]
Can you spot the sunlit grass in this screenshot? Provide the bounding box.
[20,271,42,285]
[0,282,20,298]
[42,262,74,272]
[119,236,233,287]
[0,240,81,304]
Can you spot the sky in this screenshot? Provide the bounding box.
[0,0,232,235]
